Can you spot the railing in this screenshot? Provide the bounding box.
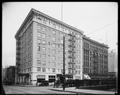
[68,61,75,64]
[68,39,75,42]
[68,44,75,48]
[17,47,21,50]
[68,55,75,59]
[17,42,21,45]
[16,57,20,60]
[16,52,20,55]
[68,50,76,53]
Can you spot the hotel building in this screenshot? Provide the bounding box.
[15,8,83,85]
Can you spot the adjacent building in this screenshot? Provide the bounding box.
[83,36,108,79]
[15,8,109,85]
[15,8,83,85]
[2,68,7,84]
[2,66,16,85]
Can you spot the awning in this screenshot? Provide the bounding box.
[37,75,45,78]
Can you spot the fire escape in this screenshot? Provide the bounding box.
[68,33,76,78]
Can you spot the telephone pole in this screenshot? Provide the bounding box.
[63,36,65,91]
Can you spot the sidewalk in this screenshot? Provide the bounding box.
[51,87,116,94]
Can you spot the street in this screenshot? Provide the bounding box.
[3,85,75,94]
[3,85,116,94]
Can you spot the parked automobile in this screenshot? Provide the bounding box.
[38,81,49,86]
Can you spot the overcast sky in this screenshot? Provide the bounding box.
[2,2,118,68]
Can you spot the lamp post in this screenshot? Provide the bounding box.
[115,43,118,94]
[63,36,65,91]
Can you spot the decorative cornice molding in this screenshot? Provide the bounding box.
[15,8,84,39]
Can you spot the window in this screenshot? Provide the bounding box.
[52,37,56,42]
[60,33,63,38]
[37,67,41,71]
[53,22,56,28]
[78,40,80,43]
[42,40,46,44]
[37,16,42,21]
[58,44,60,47]
[42,54,46,58]
[42,27,46,32]
[43,18,47,24]
[79,70,81,74]
[37,46,40,51]
[61,69,63,73]
[42,33,46,38]
[53,30,56,34]
[52,44,55,48]
[48,68,50,71]
[42,68,46,72]
[37,32,41,38]
[42,47,46,52]
[77,35,80,38]
[48,42,50,45]
[30,67,31,72]
[68,70,71,74]
[60,39,63,44]
[37,60,41,64]
[52,56,55,61]
[52,68,55,72]
[37,53,41,58]
[53,50,55,54]
[38,40,41,45]
[42,60,46,66]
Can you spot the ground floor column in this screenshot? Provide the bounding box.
[18,76,19,84]
[28,77,30,84]
[31,73,37,85]
[19,76,21,84]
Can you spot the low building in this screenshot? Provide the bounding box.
[2,68,7,84]
[4,66,16,85]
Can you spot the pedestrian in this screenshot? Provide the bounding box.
[53,81,55,88]
[36,82,38,86]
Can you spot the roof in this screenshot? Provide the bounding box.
[15,8,84,38]
[83,35,109,48]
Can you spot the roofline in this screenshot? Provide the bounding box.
[15,9,33,39]
[31,8,84,35]
[83,35,109,48]
[15,8,84,39]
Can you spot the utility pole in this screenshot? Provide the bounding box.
[63,36,65,91]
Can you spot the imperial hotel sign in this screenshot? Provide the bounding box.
[15,8,108,85]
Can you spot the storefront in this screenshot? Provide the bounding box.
[37,75,45,83]
[49,75,56,82]
[17,73,30,84]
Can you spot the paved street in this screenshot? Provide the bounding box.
[3,85,75,94]
[53,87,116,95]
[3,85,116,94]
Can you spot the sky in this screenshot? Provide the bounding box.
[2,2,118,68]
